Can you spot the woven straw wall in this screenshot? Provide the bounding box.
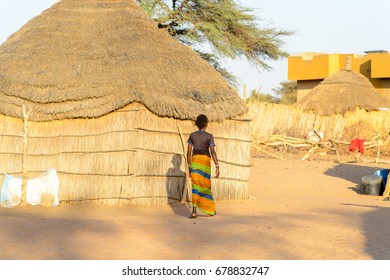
[0,103,251,206]
[248,102,390,145]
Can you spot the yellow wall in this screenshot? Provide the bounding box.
[288,53,354,80]
[374,78,390,99]
[371,52,390,78]
[288,53,329,80]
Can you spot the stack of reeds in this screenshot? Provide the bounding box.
[253,133,388,162]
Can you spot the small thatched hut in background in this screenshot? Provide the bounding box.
[296,68,390,115]
[249,62,390,147]
[0,0,251,205]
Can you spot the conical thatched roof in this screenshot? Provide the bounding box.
[0,0,246,122]
[296,69,390,115]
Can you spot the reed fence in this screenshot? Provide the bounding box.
[247,101,390,162]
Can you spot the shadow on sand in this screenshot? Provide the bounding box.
[325,163,390,259]
[324,163,386,193]
[166,154,190,217]
[341,203,390,259]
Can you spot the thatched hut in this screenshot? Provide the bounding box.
[296,68,390,115]
[0,0,250,206]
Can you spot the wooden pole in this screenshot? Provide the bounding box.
[375,134,381,163]
[21,105,32,206]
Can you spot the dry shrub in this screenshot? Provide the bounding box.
[342,120,377,141]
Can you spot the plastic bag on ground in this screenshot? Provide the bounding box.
[0,169,59,208]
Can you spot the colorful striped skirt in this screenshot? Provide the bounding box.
[189,154,216,215]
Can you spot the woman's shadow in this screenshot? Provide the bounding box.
[166,154,191,217]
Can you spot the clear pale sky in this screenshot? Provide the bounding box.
[1,0,389,97]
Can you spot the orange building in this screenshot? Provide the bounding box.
[288,51,390,101]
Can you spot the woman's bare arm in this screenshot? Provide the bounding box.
[186,144,193,178]
[210,146,220,178]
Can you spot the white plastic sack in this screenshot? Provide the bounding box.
[0,174,22,208]
[0,169,59,208]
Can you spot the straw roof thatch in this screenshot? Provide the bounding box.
[296,69,390,115]
[0,0,246,122]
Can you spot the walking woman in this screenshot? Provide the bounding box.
[187,114,219,218]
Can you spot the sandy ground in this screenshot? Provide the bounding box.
[1,152,390,260]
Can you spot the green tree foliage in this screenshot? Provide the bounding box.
[135,0,292,85]
[273,80,297,104]
[246,89,280,103]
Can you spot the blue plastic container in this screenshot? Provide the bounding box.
[374,169,389,195]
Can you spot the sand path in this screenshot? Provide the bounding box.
[1,153,390,260]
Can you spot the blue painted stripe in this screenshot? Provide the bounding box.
[189,168,211,179]
[192,188,214,201]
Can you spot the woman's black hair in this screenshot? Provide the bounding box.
[195,114,208,130]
